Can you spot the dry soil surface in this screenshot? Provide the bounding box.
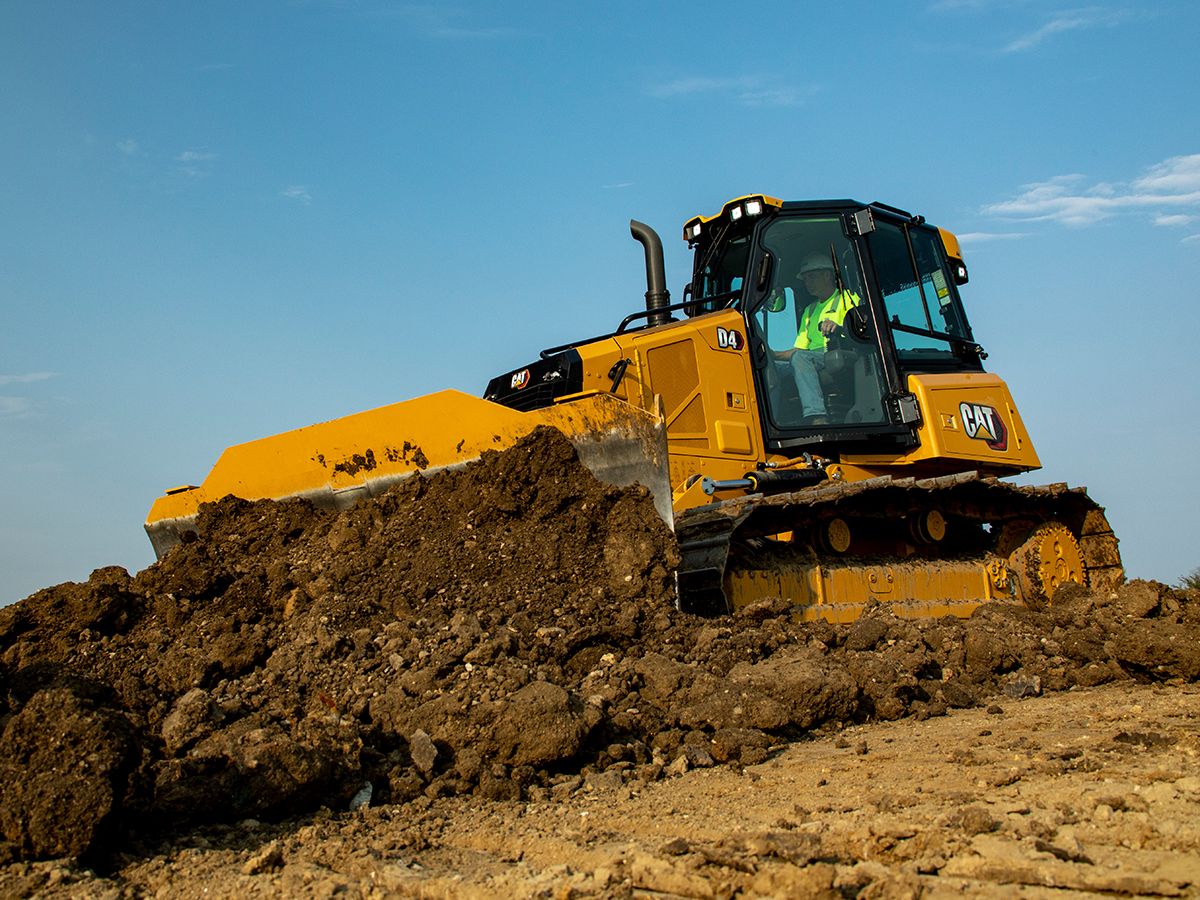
[3,683,1199,898]
[2,428,1198,897]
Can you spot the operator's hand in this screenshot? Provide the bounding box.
[819,319,838,336]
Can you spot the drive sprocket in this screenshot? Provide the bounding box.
[1009,522,1085,604]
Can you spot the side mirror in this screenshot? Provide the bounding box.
[845,305,872,342]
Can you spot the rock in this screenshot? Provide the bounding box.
[1140,781,1178,804]
[943,836,1190,895]
[0,685,142,861]
[161,688,216,755]
[679,648,856,733]
[741,831,822,864]
[1002,674,1042,699]
[632,653,702,703]
[1113,581,1162,619]
[477,770,521,801]
[660,837,690,855]
[834,860,912,898]
[154,718,354,823]
[487,682,587,767]
[845,617,889,651]
[710,728,771,764]
[750,862,838,899]
[681,743,715,769]
[348,782,373,811]
[959,805,1000,835]
[550,776,582,800]
[665,756,690,777]
[409,730,438,778]
[583,770,625,793]
[1106,621,1200,679]
[629,852,715,898]
[454,747,483,781]
[241,840,283,875]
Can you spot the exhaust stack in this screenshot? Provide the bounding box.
[630,219,671,326]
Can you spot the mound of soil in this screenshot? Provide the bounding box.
[2,426,1198,867]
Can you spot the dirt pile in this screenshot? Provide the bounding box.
[2,426,1198,867]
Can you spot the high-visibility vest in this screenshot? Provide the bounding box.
[794,290,859,351]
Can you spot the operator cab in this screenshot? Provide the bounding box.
[683,196,984,453]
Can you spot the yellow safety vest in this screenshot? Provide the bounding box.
[794,290,859,351]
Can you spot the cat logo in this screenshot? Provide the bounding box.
[959,402,1008,452]
[716,327,745,351]
[511,369,531,390]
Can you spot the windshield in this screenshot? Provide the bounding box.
[747,215,890,431]
[690,224,752,314]
[870,220,977,368]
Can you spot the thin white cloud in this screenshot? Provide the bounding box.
[602,182,634,190]
[1154,214,1196,227]
[982,154,1200,226]
[281,185,312,205]
[956,231,1030,244]
[365,5,527,39]
[175,149,217,179]
[116,138,139,156]
[0,372,55,417]
[1183,233,1200,244]
[738,87,811,108]
[650,76,752,98]
[174,150,216,179]
[649,75,813,108]
[1135,154,1200,193]
[430,25,523,39]
[927,0,1015,10]
[0,372,54,386]
[1003,7,1128,53]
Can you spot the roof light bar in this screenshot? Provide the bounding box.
[682,194,782,243]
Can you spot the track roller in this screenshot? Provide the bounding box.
[909,508,947,545]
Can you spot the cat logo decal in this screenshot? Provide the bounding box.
[959,402,1008,451]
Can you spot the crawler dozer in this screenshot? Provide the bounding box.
[146,195,1123,622]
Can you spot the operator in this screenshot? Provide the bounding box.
[775,254,860,425]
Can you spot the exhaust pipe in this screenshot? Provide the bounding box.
[630,219,671,327]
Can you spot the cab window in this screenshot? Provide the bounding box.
[690,232,750,315]
[747,215,888,431]
[871,221,976,367]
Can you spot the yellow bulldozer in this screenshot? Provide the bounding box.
[146,194,1123,622]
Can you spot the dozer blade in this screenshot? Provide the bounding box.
[146,389,671,558]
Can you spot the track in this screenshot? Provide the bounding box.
[675,472,1123,619]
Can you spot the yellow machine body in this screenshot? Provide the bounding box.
[571,309,1042,500]
[147,196,1121,621]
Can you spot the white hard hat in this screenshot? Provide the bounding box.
[798,254,834,275]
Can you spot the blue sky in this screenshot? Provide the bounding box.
[2,1,1198,603]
